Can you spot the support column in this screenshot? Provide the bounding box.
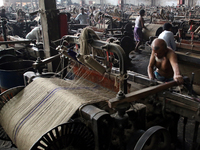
[186,0,194,7]
[39,0,60,72]
[20,0,22,8]
[151,0,154,6]
[61,0,64,5]
[35,0,39,12]
[100,0,104,8]
[31,0,35,11]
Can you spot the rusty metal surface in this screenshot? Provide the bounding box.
[142,24,163,41]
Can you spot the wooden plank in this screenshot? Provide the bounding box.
[176,51,200,65]
[0,40,32,45]
[108,80,177,108]
[39,0,60,72]
[176,42,200,51]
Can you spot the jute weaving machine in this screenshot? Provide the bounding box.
[0,77,116,150]
[0,27,195,150]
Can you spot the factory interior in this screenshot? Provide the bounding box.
[1,0,200,149]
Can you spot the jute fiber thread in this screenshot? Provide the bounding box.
[0,77,116,150]
[79,27,105,58]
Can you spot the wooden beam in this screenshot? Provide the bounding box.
[39,0,60,72]
[176,51,200,65]
[108,80,178,108]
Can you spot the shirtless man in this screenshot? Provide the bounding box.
[147,38,183,84]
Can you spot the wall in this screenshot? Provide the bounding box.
[104,0,118,5]
[155,0,178,6]
[71,0,80,4]
[125,0,151,6]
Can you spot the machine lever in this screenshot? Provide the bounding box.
[108,80,178,108]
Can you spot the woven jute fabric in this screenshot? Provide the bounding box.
[0,77,116,150]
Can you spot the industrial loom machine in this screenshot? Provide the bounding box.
[0,27,200,150]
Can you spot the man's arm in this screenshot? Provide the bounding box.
[168,50,183,84]
[140,17,148,30]
[75,14,80,23]
[147,51,156,80]
[35,27,41,42]
[170,32,176,51]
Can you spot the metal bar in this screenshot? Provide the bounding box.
[108,80,178,108]
[0,40,33,45]
[157,92,200,122]
[191,121,200,150]
[176,52,200,65]
[33,53,61,69]
[91,41,127,94]
[62,36,79,44]
[1,19,8,48]
[63,36,128,94]
[111,68,200,120]
[176,42,200,51]
[112,68,161,86]
[183,117,188,150]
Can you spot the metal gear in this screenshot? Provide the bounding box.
[31,122,95,150]
[134,126,171,150]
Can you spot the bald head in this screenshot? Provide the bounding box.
[151,38,168,59]
[151,38,167,51]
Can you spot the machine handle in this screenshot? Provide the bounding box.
[108,80,178,108]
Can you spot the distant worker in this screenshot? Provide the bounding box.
[26,26,42,43]
[158,23,176,51]
[147,38,183,84]
[75,7,88,25]
[17,9,25,22]
[160,7,164,19]
[88,6,95,26]
[92,6,98,16]
[134,9,147,53]
[0,8,8,20]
